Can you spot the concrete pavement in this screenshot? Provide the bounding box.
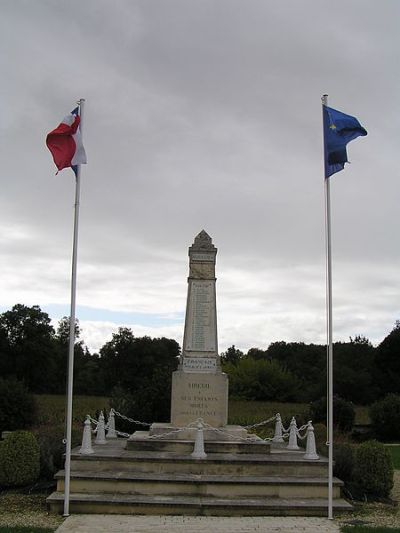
[55,514,342,532]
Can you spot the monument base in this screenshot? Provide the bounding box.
[146,422,249,441]
[170,370,228,428]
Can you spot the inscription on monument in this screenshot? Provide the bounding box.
[191,252,215,262]
[183,357,217,373]
[179,381,219,418]
[185,281,215,352]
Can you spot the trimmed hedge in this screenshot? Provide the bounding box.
[0,431,40,487]
[333,443,354,482]
[352,440,394,498]
[34,423,81,480]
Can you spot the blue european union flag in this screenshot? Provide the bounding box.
[323,105,367,178]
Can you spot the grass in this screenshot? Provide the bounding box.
[386,445,400,470]
[0,492,63,532]
[340,525,400,533]
[228,398,309,426]
[228,398,369,426]
[33,394,370,437]
[0,526,55,533]
[34,394,110,426]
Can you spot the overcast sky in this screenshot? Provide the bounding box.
[1,0,399,354]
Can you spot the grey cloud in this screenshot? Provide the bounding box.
[1,0,399,353]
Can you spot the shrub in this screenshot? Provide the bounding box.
[352,440,394,499]
[34,423,82,480]
[0,431,40,487]
[309,396,355,432]
[333,443,354,482]
[312,423,328,456]
[370,394,400,441]
[0,377,36,436]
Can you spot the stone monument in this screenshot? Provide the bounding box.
[149,230,246,440]
[170,230,228,428]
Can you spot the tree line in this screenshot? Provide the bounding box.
[221,326,400,405]
[0,304,399,406]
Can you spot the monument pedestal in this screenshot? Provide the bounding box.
[147,423,248,441]
[170,369,228,427]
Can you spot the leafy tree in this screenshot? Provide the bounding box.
[53,316,102,395]
[100,328,180,424]
[224,357,299,402]
[374,321,400,397]
[220,345,244,365]
[0,305,56,393]
[266,341,326,402]
[0,377,37,435]
[333,336,377,404]
[55,316,81,345]
[246,348,268,360]
[309,395,355,432]
[370,394,400,441]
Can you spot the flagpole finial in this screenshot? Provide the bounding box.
[322,94,328,105]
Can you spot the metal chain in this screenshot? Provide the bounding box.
[296,423,310,440]
[114,429,130,438]
[148,426,193,440]
[244,414,277,430]
[112,410,151,427]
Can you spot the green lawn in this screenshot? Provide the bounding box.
[33,394,370,432]
[228,399,309,426]
[386,445,400,470]
[34,394,110,426]
[341,527,400,533]
[0,526,55,533]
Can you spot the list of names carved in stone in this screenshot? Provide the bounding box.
[187,281,215,352]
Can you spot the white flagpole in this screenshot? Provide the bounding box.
[322,94,334,520]
[63,98,85,517]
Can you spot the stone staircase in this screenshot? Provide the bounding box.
[47,437,352,516]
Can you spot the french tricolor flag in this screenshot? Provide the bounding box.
[46,107,87,175]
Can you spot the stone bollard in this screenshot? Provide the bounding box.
[286,416,300,451]
[79,415,94,455]
[106,408,117,439]
[95,411,107,445]
[272,413,284,443]
[191,418,207,460]
[303,421,319,460]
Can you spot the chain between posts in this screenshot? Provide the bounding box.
[86,411,312,446]
[243,414,277,430]
[296,423,310,440]
[112,410,152,427]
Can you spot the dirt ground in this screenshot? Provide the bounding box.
[338,470,400,529]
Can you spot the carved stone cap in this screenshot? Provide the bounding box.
[189,230,217,252]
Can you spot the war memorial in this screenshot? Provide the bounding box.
[47,232,351,515]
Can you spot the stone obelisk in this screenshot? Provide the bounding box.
[170,230,228,428]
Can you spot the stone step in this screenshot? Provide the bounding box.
[46,491,353,516]
[55,470,343,499]
[72,453,327,477]
[127,433,271,454]
[71,443,327,478]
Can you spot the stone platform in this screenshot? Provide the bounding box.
[47,438,352,516]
